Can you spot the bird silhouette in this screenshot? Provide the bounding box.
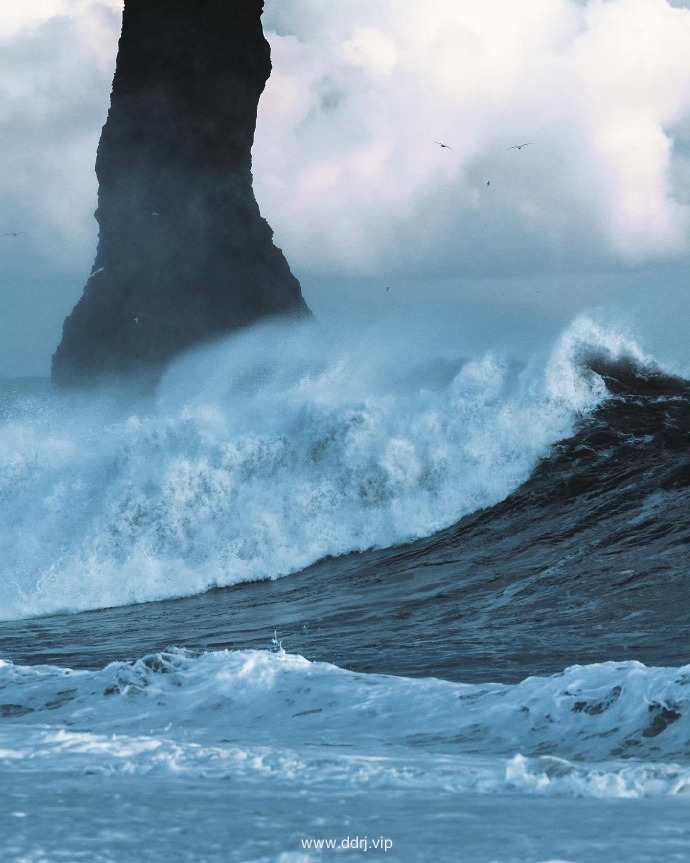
[507,143,532,151]
[1,231,25,237]
[486,180,491,186]
[435,142,452,150]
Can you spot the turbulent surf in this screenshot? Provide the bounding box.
[1,315,688,863]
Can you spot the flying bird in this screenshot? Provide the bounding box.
[435,142,452,150]
[486,181,491,186]
[1,231,25,237]
[507,143,532,151]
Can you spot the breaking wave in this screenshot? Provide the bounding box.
[0,315,669,619]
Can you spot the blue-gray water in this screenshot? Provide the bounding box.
[1,319,688,862]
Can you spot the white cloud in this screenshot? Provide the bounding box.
[2,0,688,281]
[1,0,689,375]
[256,0,690,276]
[0,2,122,273]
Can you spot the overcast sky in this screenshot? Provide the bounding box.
[1,0,689,376]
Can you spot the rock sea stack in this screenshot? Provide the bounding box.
[52,0,310,388]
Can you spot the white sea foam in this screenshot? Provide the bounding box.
[0,315,654,619]
[0,650,687,798]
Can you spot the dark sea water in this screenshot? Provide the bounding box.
[1,318,688,862]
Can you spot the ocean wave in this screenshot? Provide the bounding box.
[0,650,687,798]
[0,315,671,619]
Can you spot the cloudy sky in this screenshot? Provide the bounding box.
[1,0,689,375]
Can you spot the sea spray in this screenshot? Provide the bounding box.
[0,315,655,620]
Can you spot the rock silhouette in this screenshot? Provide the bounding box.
[52,0,310,387]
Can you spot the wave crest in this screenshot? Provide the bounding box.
[0,315,666,619]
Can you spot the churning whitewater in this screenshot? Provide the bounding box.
[1,313,689,863]
[0,315,649,620]
[0,649,688,798]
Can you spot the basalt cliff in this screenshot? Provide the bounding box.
[52,0,310,387]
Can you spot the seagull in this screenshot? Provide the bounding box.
[507,142,532,151]
[435,142,452,150]
[90,266,105,277]
[1,231,25,237]
[486,180,491,186]
[386,286,391,292]
[133,317,139,325]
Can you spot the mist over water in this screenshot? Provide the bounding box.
[0,312,661,622]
